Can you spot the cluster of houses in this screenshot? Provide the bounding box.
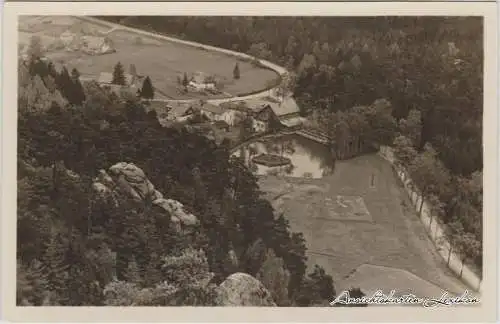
[146,95,304,136]
[82,70,146,98]
[83,64,303,140]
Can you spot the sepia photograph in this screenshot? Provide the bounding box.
[1,1,498,323]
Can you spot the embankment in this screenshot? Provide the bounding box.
[378,146,482,293]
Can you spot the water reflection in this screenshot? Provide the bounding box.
[232,134,335,179]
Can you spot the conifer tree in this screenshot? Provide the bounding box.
[140,76,155,99]
[41,231,69,304]
[70,68,86,105]
[71,68,80,80]
[56,67,72,100]
[124,256,143,285]
[233,62,240,80]
[112,62,126,85]
[257,249,290,306]
[27,35,44,60]
[17,259,49,306]
[143,253,163,287]
[47,62,58,79]
[129,64,137,77]
[182,72,189,87]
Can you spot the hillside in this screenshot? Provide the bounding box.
[17,55,334,306]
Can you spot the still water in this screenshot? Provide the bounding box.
[232,134,335,179]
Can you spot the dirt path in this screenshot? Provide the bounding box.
[379,147,482,292]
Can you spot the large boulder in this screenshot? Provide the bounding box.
[108,162,156,201]
[152,198,199,227]
[91,162,199,232]
[215,272,276,306]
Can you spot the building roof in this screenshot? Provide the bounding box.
[102,84,128,97]
[192,71,212,84]
[243,96,300,117]
[279,116,305,127]
[243,99,271,113]
[219,100,252,113]
[268,96,301,117]
[214,120,230,129]
[199,102,224,115]
[167,102,195,118]
[98,72,134,86]
[254,105,276,122]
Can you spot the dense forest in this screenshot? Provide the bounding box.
[100,15,484,272]
[17,52,336,306]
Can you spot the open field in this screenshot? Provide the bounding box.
[18,16,280,100]
[258,154,469,296]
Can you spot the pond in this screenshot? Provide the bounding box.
[231,133,335,179]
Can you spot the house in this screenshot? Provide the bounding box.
[248,96,304,128]
[217,101,248,125]
[241,99,281,133]
[144,101,196,125]
[273,96,304,128]
[101,84,126,97]
[188,71,216,91]
[219,109,242,126]
[252,104,283,133]
[213,120,230,132]
[252,119,267,133]
[98,72,136,87]
[198,102,224,120]
[165,102,197,122]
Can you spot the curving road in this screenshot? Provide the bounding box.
[75,16,289,105]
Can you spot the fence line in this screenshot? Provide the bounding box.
[378,146,482,293]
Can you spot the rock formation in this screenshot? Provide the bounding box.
[92,162,199,232]
[215,272,276,306]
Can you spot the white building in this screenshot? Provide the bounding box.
[188,71,216,91]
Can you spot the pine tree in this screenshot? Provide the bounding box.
[28,58,49,78]
[144,253,163,287]
[72,78,86,105]
[124,256,143,285]
[17,259,49,305]
[140,76,155,99]
[27,35,44,60]
[182,72,189,87]
[71,68,80,80]
[47,62,58,79]
[129,64,137,77]
[41,231,69,304]
[257,249,290,306]
[112,62,126,85]
[233,62,240,80]
[70,68,85,105]
[56,67,73,100]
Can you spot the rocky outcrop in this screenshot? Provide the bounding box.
[215,272,276,306]
[152,198,199,233]
[92,162,199,232]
